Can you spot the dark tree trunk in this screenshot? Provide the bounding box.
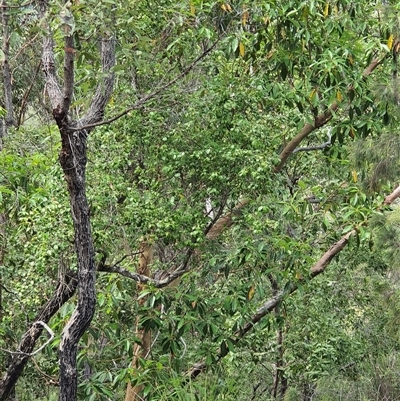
[55,123,96,401]
[41,18,115,397]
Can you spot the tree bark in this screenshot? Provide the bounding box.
[56,124,96,401]
[41,11,116,398]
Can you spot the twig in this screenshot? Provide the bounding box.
[0,282,18,296]
[12,33,39,61]
[32,357,59,386]
[69,36,222,132]
[293,128,332,153]
[0,321,54,356]
[17,61,42,128]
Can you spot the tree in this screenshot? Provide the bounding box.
[1,1,400,400]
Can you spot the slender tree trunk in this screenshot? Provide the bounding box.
[269,274,286,400]
[125,240,153,401]
[1,0,15,142]
[0,213,15,401]
[0,213,5,332]
[0,11,14,391]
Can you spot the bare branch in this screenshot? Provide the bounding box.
[1,0,15,135]
[98,259,193,288]
[17,61,42,128]
[12,33,39,62]
[0,321,55,357]
[61,5,75,115]
[293,128,332,154]
[42,36,63,111]
[98,264,155,285]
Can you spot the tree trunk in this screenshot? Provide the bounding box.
[269,274,285,400]
[1,0,15,142]
[0,213,16,401]
[125,240,153,401]
[41,15,115,397]
[56,124,96,401]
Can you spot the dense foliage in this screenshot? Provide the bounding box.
[1,0,400,400]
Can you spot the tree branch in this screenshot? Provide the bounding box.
[206,197,250,240]
[42,36,63,111]
[274,56,385,173]
[17,61,42,128]
[73,36,221,132]
[185,183,400,380]
[293,129,332,154]
[0,271,78,401]
[1,0,15,137]
[384,184,400,205]
[98,264,156,285]
[79,35,116,128]
[61,5,75,116]
[98,258,194,289]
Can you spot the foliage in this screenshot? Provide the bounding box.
[1,0,400,400]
